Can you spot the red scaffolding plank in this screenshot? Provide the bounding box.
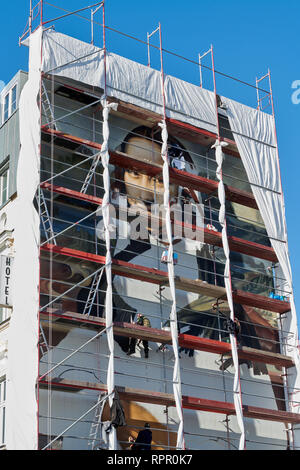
[41,181,276,263]
[41,127,258,209]
[40,309,294,368]
[39,377,300,424]
[40,182,103,206]
[41,243,290,314]
[42,75,239,157]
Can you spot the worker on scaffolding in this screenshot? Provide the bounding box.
[131,423,152,451]
[127,314,151,358]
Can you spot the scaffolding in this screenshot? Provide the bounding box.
[12,0,300,451]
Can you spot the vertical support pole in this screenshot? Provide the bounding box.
[29,0,33,34]
[199,53,203,88]
[37,14,45,450]
[157,22,185,450]
[159,23,167,121]
[103,0,107,97]
[147,26,160,70]
[147,32,151,67]
[279,312,294,448]
[198,48,212,90]
[211,44,246,450]
[211,45,220,138]
[91,9,94,45]
[255,77,260,110]
[40,0,44,26]
[100,0,118,450]
[91,3,104,46]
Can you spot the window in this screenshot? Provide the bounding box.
[2,84,17,124]
[0,167,9,206]
[3,94,9,123]
[11,85,17,114]
[0,377,6,446]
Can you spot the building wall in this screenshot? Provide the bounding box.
[37,85,288,449]
[0,71,28,200]
[0,50,293,449]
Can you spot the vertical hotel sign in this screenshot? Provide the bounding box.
[0,256,13,308]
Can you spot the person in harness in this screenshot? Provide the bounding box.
[127,314,151,358]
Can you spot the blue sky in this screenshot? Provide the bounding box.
[1,0,299,320]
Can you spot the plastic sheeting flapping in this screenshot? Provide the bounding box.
[42,30,217,135]
[6,27,42,450]
[224,97,300,428]
[213,139,246,450]
[100,97,118,450]
[159,120,185,450]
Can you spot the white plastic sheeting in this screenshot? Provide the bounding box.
[213,139,246,450]
[6,27,42,450]
[42,30,217,134]
[224,97,300,431]
[159,120,185,450]
[100,97,118,450]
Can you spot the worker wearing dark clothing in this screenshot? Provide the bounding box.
[132,423,152,451]
[127,314,151,358]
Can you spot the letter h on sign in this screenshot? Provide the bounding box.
[0,256,13,307]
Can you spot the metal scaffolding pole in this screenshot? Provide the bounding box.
[211,44,246,450]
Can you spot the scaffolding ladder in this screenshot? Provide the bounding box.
[81,152,102,194]
[88,393,108,450]
[41,80,57,130]
[40,189,57,245]
[82,266,105,317]
[39,324,50,357]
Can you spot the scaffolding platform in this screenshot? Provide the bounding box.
[41,243,290,314]
[39,377,300,425]
[41,126,258,210]
[40,181,276,262]
[40,309,294,369]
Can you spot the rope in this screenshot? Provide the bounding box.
[100,96,118,450]
[212,139,246,450]
[159,120,185,450]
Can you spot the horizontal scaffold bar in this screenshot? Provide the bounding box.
[40,309,295,369]
[42,74,239,157]
[41,127,258,210]
[41,243,290,314]
[40,182,103,206]
[39,377,300,424]
[40,181,277,263]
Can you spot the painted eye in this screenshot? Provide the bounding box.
[129,170,140,176]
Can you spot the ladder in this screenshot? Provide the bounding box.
[88,393,108,450]
[39,324,50,357]
[41,81,57,130]
[81,151,102,194]
[40,189,57,245]
[82,267,105,317]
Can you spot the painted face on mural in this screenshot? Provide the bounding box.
[123,135,178,206]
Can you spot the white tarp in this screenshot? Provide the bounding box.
[6,27,41,450]
[42,30,217,134]
[213,140,246,450]
[99,97,118,450]
[224,97,300,430]
[159,120,185,450]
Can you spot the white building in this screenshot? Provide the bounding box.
[0,4,299,451]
